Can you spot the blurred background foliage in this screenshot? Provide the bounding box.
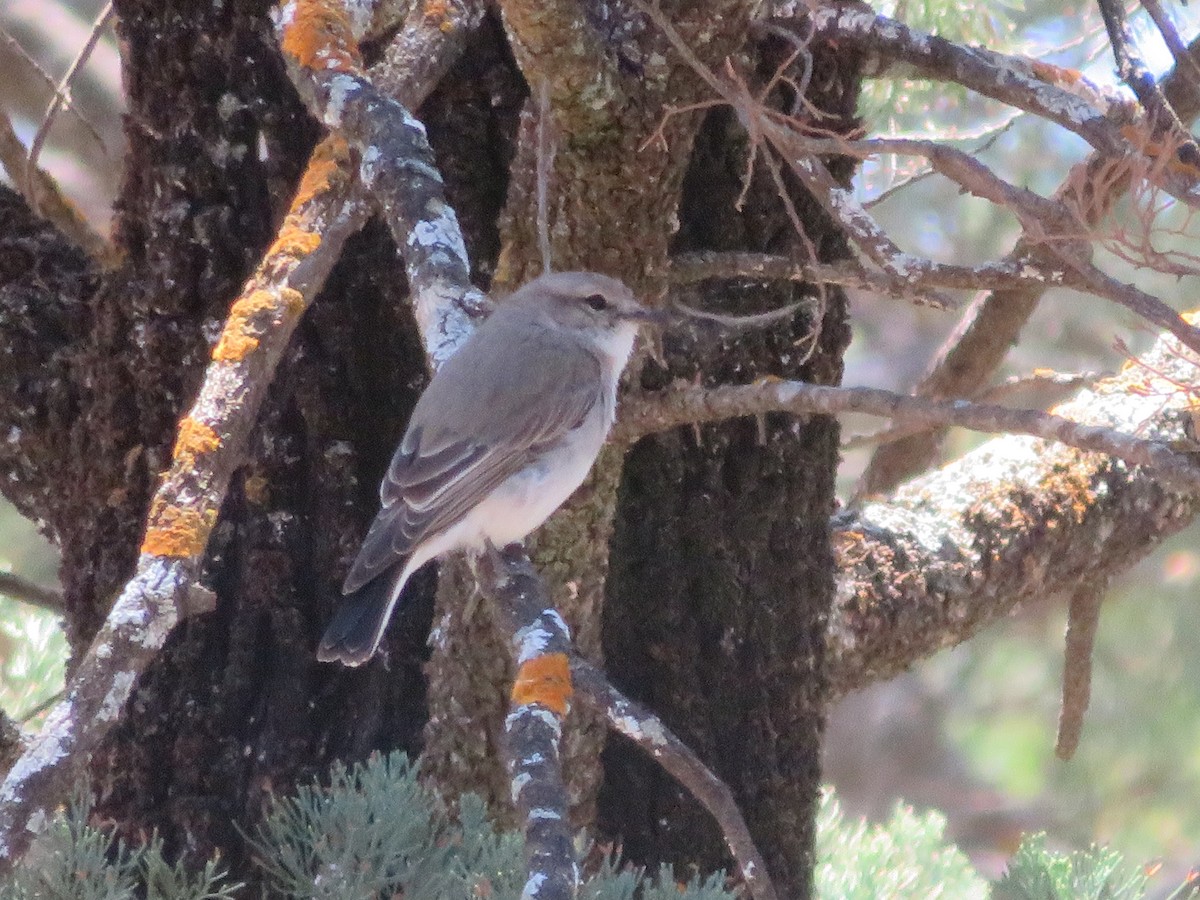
[2,0,1200,894]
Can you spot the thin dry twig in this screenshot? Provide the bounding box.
[573,660,781,900]
[669,250,1087,304]
[645,3,1200,361]
[0,572,64,616]
[24,2,114,204]
[855,33,1200,499]
[0,26,106,147]
[843,371,1103,452]
[536,78,556,275]
[1140,0,1200,89]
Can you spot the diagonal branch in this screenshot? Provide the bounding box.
[810,3,1136,156]
[0,136,369,871]
[573,660,780,900]
[1096,0,1200,169]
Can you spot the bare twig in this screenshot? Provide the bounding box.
[0,573,63,616]
[24,2,114,203]
[669,250,1086,307]
[573,660,780,900]
[0,26,106,147]
[1140,0,1200,89]
[843,371,1102,451]
[536,78,556,275]
[1056,577,1107,760]
[645,4,1200,363]
[617,379,1200,490]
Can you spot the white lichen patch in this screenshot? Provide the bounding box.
[514,622,556,664]
[325,74,360,129]
[98,671,137,722]
[510,772,532,803]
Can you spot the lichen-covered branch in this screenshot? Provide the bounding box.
[275,0,489,368]
[0,137,367,871]
[826,321,1200,697]
[477,545,782,900]
[479,547,579,900]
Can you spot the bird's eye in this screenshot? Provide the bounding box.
[585,293,608,311]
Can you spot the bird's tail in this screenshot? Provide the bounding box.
[316,564,409,666]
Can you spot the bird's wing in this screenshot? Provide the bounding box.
[341,328,604,594]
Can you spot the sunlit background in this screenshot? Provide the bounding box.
[2,0,1199,893]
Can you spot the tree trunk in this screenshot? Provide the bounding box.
[598,36,859,897]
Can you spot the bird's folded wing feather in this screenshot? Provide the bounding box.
[341,328,604,594]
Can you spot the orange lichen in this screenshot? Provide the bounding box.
[212,290,278,362]
[141,504,217,558]
[279,0,360,73]
[173,418,220,468]
[1030,60,1082,86]
[243,473,270,505]
[268,228,322,261]
[291,137,350,209]
[422,0,455,32]
[279,287,305,316]
[511,652,573,715]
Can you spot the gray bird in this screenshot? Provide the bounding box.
[318,271,665,665]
